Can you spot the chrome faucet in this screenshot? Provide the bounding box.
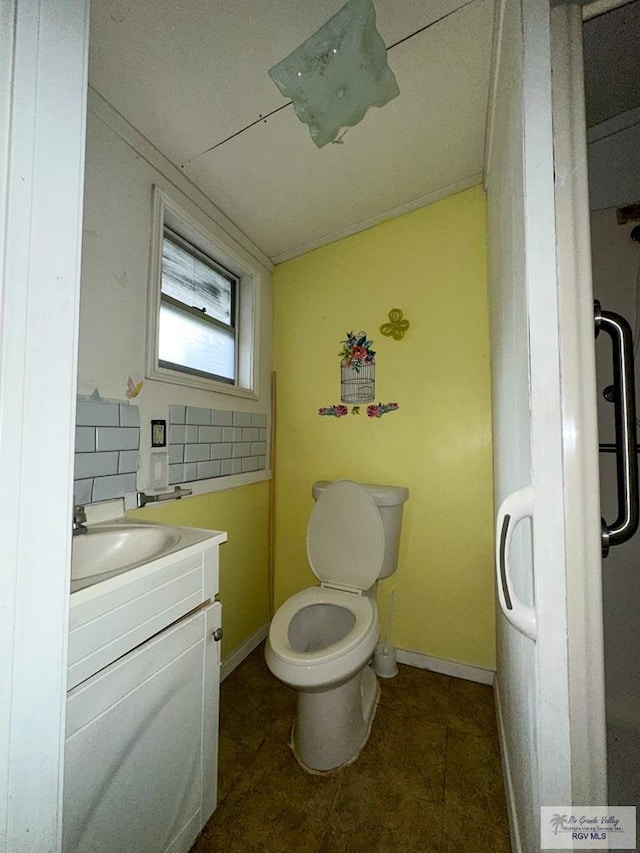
[72,504,88,535]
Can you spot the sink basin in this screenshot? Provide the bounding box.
[72,524,181,583]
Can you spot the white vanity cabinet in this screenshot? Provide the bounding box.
[63,523,226,853]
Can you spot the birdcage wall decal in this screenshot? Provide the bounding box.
[339,331,375,404]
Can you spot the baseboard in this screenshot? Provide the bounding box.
[220,629,496,686]
[494,675,521,853]
[220,622,270,682]
[395,647,495,685]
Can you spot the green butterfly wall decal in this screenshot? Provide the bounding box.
[380,308,409,341]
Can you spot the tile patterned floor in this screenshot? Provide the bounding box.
[191,643,511,853]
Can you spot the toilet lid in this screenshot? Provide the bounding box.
[307,480,385,590]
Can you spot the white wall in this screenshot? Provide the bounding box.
[79,91,273,497]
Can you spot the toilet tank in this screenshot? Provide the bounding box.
[312,481,409,579]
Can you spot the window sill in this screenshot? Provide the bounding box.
[146,364,259,400]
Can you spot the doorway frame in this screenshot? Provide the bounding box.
[0,1,88,849]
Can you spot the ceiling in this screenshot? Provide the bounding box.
[582,0,640,126]
[89,0,494,262]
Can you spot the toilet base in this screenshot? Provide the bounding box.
[291,665,380,773]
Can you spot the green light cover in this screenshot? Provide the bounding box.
[268,0,400,148]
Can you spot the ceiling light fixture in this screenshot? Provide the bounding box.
[268,0,399,148]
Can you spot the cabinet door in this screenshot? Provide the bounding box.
[63,602,221,853]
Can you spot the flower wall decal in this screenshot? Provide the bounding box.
[367,402,399,418]
[339,330,376,371]
[339,329,376,403]
[318,404,349,418]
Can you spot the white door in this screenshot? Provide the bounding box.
[486,1,607,850]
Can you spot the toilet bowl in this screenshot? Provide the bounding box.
[266,585,379,691]
[265,479,408,772]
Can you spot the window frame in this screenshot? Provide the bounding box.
[147,186,260,399]
[159,226,239,385]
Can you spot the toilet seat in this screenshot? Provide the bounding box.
[307,480,385,592]
[268,585,375,668]
[266,481,383,691]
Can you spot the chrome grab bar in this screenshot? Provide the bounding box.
[595,300,639,557]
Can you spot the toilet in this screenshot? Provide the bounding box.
[265,479,409,772]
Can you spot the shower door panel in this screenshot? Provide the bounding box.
[592,210,640,824]
[487,1,607,849]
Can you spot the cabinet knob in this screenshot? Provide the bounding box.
[211,627,223,642]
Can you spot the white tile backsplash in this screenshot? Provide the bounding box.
[186,406,211,425]
[211,443,232,460]
[169,444,184,464]
[118,404,140,427]
[211,409,233,426]
[168,405,186,424]
[167,405,268,486]
[74,451,119,479]
[92,472,137,502]
[75,399,269,501]
[76,400,119,427]
[184,443,210,463]
[96,426,140,451]
[232,443,251,458]
[198,425,222,443]
[169,424,187,444]
[74,399,140,505]
[75,426,96,453]
[118,450,139,474]
[74,479,94,505]
[197,460,221,479]
[232,411,252,427]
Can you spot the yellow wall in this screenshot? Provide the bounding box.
[132,482,270,660]
[272,186,495,669]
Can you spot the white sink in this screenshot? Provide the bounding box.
[68,515,227,690]
[72,524,181,583]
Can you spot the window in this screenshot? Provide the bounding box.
[160,229,237,384]
[147,187,260,398]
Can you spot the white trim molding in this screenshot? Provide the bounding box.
[219,626,495,687]
[220,622,270,682]
[271,173,483,264]
[146,185,263,400]
[0,1,89,849]
[395,647,495,686]
[88,87,272,273]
